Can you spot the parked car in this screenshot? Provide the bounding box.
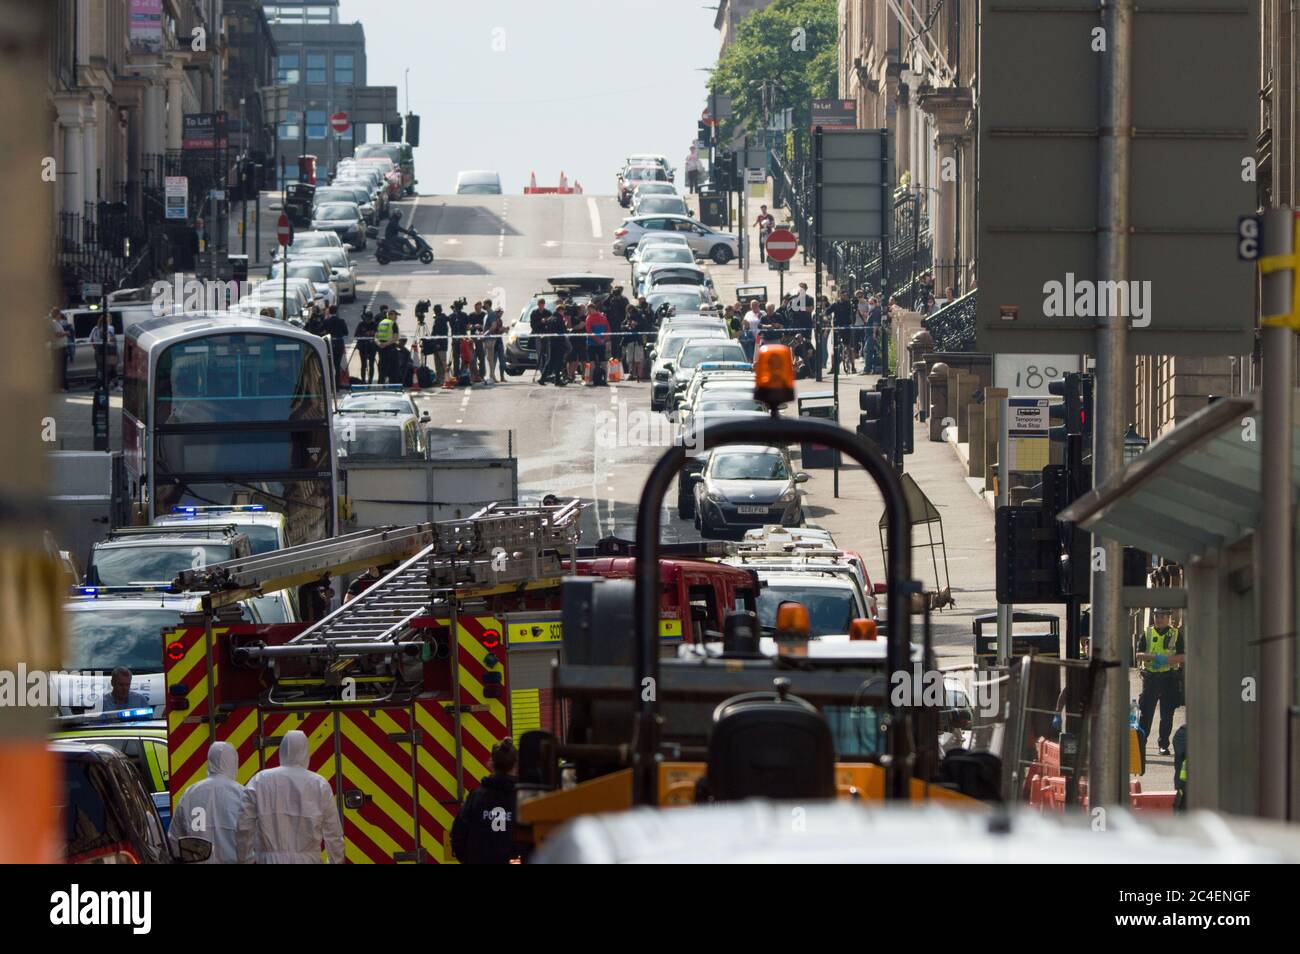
[53,739,211,863]
[85,525,253,588]
[271,229,344,263]
[297,246,358,302]
[646,286,712,318]
[633,194,690,217]
[693,444,808,538]
[665,339,750,410]
[311,202,367,250]
[52,712,174,831]
[641,263,717,300]
[650,328,729,411]
[314,184,376,224]
[633,244,697,294]
[612,214,738,263]
[270,259,339,309]
[334,412,426,460]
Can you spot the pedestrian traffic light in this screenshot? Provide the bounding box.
[405,113,420,147]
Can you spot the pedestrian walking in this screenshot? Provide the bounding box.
[322,307,349,378]
[88,317,117,389]
[684,146,702,194]
[168,741,243,864]
[450,738,519,865]
[754,205,775,259]
[1136,609,1184,756]
[236,729,344,864]
[484,306,505,383]
[529,298,551,384]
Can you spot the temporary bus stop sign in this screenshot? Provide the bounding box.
[977,1,1257,356]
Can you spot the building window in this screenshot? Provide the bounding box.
[306,110,326,140]
[278,121,300,141]
[334,53,354,85]
[306,53,327,84]
[277,52,299,84]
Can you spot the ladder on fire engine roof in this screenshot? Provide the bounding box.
[172,498,584,642]
[283,499,583,650]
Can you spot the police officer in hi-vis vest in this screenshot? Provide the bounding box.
[1136,608,1184,755]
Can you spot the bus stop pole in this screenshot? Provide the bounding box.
[996,393,1012,668]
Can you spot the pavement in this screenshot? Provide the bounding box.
[47,185,1179,796]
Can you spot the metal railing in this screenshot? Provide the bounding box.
[922,289,979,352]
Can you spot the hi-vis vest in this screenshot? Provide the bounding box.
[375,317,396,346]
[1143,626,1181,673]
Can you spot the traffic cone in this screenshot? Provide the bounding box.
[559,170,567,191]
[529,170,537,192]
[575,180,583,194]
[408,351,421,392]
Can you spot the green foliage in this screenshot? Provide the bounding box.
[709,0,839,143]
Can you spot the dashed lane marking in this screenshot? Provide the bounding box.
[587,197,602,238]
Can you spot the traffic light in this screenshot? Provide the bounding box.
[858,380,895,460]
[405,113,420,147]
[1042,463,1090,599]
[698,120,710,145]
[1049,372,1084,442]
[894,377,916,458]
[385,120,403,142]
[717,151,736,191]
[996,505,1060,603]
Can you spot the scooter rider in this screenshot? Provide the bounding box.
[384,209,417,257]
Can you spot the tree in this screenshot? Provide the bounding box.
[709,0,838,145]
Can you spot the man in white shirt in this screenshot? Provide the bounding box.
[739,300,763,361]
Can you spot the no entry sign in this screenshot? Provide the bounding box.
[276,213,292,246]
[765,227,797,262]
[330,111,350,134]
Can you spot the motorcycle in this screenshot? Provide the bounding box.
[373,226,435,266]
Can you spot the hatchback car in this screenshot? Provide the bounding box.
[270,259,339,309]
[693,444,808,538]
[666,341,749,410]
[633,245,697,294]
[334,413,426,459]
[650,329,729,411]
[271,229,344,262]
[634,195,689,217]
[314,184,376,224]
[612,214,738,263]
[296,246,358,302]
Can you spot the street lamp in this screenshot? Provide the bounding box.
[1123,424,1149,465]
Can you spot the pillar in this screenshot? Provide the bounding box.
[166,65,184,153]
[144,81,165,157]
[83,98,99,217]
[917,87,975,296]
[56,99,85,220]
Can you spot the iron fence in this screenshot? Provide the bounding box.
[922,289,979,352]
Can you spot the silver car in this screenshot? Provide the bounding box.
[633,245,696,294]
[270,259,339,309]
[612,214,738,264]
[633,195,690,217]
[693,444,808,538]
[297,246,358,302]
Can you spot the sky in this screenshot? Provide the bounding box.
[336,0,721,195]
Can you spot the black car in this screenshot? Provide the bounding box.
[54,740,211,864]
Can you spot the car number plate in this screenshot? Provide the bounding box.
[737,505,769,514]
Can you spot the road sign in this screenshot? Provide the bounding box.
[276,213,292,246]
[978,1,1257,356]
[165,176,187,220]
[330,111,350,134]
[766,228,798,262]
[701,108,718,127]
[816,129,893,244]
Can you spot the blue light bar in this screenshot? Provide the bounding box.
[116,707,154,721]
[170,504,266,514]
[348,384,403,393]
[698,361,753,371]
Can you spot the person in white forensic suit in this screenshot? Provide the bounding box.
[168,740,244,863]
[236,729,344,863]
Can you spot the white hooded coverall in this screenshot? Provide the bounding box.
[168,740,244,863]
[236,729,345,863]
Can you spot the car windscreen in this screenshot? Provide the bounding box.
[642,248,694,265]
[88,544,234,586]
[275,262,329,282]
[638,198,687,214]
[635,183,676,196]
[338,425,404,458]
[303,250,347,268]
[457,183,501,194]
[249,594,291,624]
[697,398,766,415]
[756,586,855,638]
[290,234,334,250]
[710,451,789,480]
[650,270,704,286]
[648,292,703,312]
[65,608,186,670]
[339,398,410,414]
[680,342,746,368]
[315,204,357,220]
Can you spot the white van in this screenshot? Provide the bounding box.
[455,170,503,195]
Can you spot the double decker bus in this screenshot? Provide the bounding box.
[122,313,338,546]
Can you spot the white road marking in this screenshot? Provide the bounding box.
[542,240,559,248]
[443,238,462,245]
[587,197,602,238]
[365,279,384,310]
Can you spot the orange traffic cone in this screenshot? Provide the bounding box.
[559,170,567,191]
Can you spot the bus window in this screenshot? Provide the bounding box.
[154,335,327,425]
